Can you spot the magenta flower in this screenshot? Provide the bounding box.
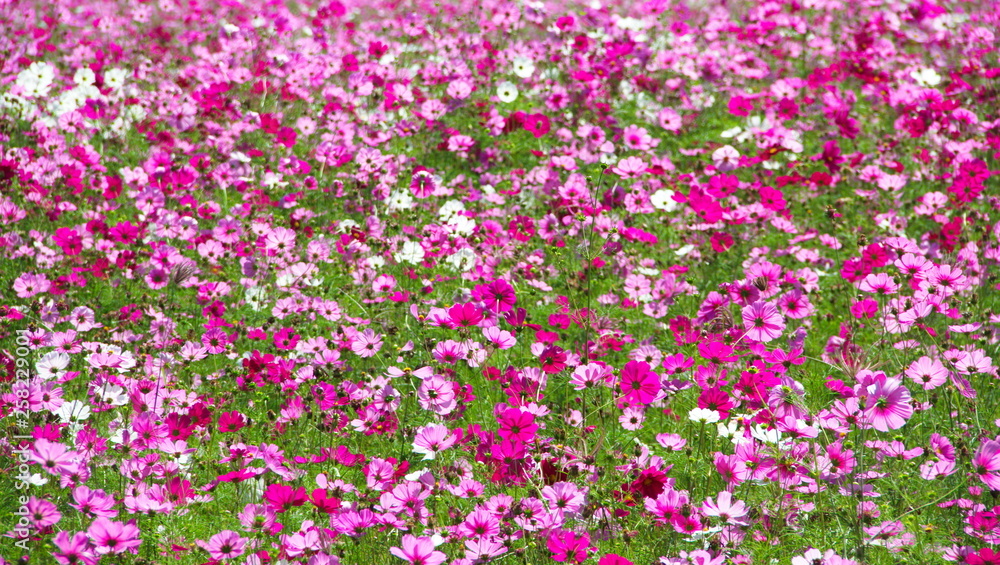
[618,360,661,405]
[87,517,142,555]
[475,278,517,313]
[448,302,483,327]
[497,408,538,443]
[389,534,447,565]
[599,555,635,565]
[262,484,308,513]
[547,529,592,564]
[273,327,300,351]
[523,112,551,138]
[19,496,59,530]
[741,301,786,342]
[540,345,568,374]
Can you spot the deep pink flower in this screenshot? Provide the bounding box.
[540,345,568,374]
[53,227,83,255]
[218,411,248,433]
[850,298,879,319]
[448,302,483,327]
[523,113,551,138]
[475,278,517,313]
[698,387,734,419]
[618,360,661,405]
[262,484,308,513]
[497,408,538,443]
[547,530,592,564]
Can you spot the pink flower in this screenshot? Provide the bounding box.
[972,440,1000,490]
[87,517,142,555]
[741,301,785,342]
[619,406,646,430]
[611,156,646,179]
[389,534,447,565]
[701,490,748,525]
[351,329,383,358]
[198,530,247,560]
[858,272,899,294]
[861,375,913,432]
[483,326,516,349]
[412,424,457,460]
[26,496,61,528]
[53,531,96,565]
[905,356,948,390]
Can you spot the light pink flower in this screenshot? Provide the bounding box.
[712,145,740,172]
[390,534,447,565]
[611,156,646,178]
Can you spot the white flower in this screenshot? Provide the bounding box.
[674,244,696,257]
[394,240,425,265]
[36,351,70,381]
[717,419,740,439]
[16,62,55,98]
[387,190,413,212]
[245,286,267,311]
[511,57,535,78]
[911,68,941,87]
[445,248,476,272]
[103,68,129,91]
[95,383,129,406]
[438,199,466,223]
[447,215,476,236]
[720,126,742,138]
[688,408,721,423]
[74,67,96,86]
[496,81,519,103]
[750,424,782,444]
[649,189,678,212]
[56,400,91,423]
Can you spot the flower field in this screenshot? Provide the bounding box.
[1,0,999,563]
